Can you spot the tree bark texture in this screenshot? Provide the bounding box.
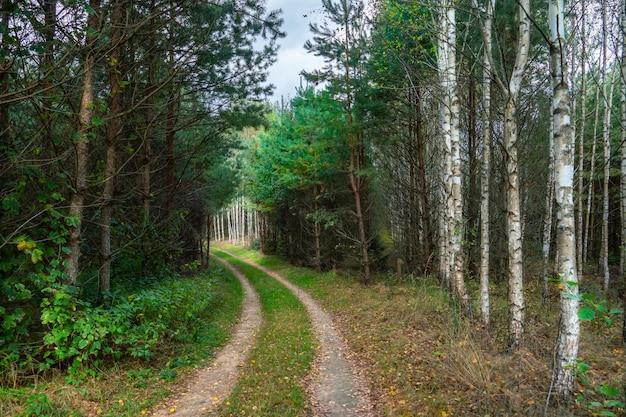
[99,0,123,296]
[549,0,580,400]
[505,0,530,349]
[479,0,494,328]
[66,0,101,285]
[439,0,470,315]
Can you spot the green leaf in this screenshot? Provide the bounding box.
[598,385,621,397]
[599,411,617,416]
[578,307,596,321]
[30,249,44,264]
[604,400,625,408]
[610,308,622,315]
[2,196,20,216]
[91,117,103,127]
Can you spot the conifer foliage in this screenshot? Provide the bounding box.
[0,0,281,377]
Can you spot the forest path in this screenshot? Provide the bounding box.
[217,248,374,417]
[150,256,262,417]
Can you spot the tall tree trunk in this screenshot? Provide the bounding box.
[100,0,123,296]
[65,0,101,285]
[415,88,431,266]
[342,0,370,283]
[313,183,322,272]
[577,0,587,280]
[549,0,580,400]
[478,0,494,328]
[439,0,470,315]
[505,0,530,349]
[584,81,601,265]
[542,108,555,302]
[600,2,614,292]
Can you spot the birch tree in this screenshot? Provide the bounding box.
[549,0,580,401]
[600,0,613,291]
[476,0,494,327]
[505,0,530,348]
[576,0,588,281]
[438,0,470,315]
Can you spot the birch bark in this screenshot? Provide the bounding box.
[549,0,580,400]
[577,0,587,280]
[600,2,614,291]
[439,0,470,314]
[505,0,530,349]
[478,0,494,327]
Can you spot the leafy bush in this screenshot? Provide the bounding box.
[1,264,219,383]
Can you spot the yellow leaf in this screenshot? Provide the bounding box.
[441,411,448,417]
[169,407,176,413]
[527,399,535,405]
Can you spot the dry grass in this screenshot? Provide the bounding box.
[227,245,626,417]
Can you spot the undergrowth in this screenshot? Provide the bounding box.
[212,250,316,417]
[0,266,243,417]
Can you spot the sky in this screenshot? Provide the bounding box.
[263,0,326,102]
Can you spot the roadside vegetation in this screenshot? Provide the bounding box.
[0,266,243,417]
[222,245,626,416]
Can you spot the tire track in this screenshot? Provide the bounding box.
[218,249,374,417]
[151,256,261,416]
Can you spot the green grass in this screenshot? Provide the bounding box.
[1,266,243,417]
[212,250,316,417]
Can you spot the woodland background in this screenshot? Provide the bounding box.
[1,0,625,413]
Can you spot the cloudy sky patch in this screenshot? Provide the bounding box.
[264,0,326,100]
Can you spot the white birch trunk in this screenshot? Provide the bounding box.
[506,0,530,349]
[577,0,587,280]
[549,0,580,400]
[600,2,614,291]
[437,1,452,291]
[584,82,601,265]
[478,0,494,327]
[446,3,471,315]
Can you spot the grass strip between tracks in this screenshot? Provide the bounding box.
[211,250,316,417]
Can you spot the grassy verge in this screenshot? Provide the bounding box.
[212,250,315,417]
[218,244,626,416]
[0,266,243,417]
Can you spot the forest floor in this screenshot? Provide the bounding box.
[5,245,626,416]
[205,246,626,417]
[150,249,374,416]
